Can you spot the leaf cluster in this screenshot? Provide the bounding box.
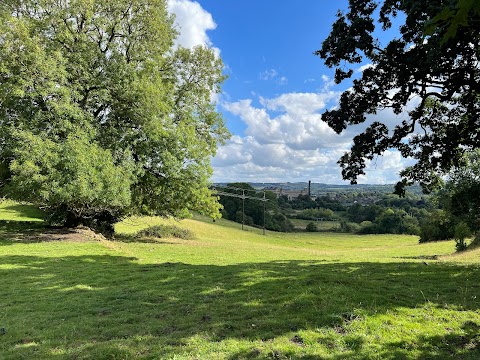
[317,0,480,194]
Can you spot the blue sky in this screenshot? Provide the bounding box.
[168,0,413,184]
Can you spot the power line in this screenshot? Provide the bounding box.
[210,186,268,235]
[212,190,268,201]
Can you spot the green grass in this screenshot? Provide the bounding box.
[289,218,341,231]
[0,199,45,222]
[1,208,479,359]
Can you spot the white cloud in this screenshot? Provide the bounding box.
[318,75,336,92]
[214,89,416,184]
[223,93,349,151]
[212,134,347,183]
[277,76,288,85]
[259,69,290,85]
[356,63,376,72]
[357,150,416,184]
[167,0,219,54]
[214,90,354,183]
[259,69,278,80]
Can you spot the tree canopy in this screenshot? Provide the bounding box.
[439,149,480,233]
[0,0,229,233]
[317,0,480,194]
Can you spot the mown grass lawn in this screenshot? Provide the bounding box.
[0,204,479,359]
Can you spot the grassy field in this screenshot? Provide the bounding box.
[1,203,479,359]
[289,218,341,231]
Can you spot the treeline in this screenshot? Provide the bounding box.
[217,183,294,232]
[217,183,434,235]
[217,155,480,252]
[418,150,480,251]
[284,193,431,236]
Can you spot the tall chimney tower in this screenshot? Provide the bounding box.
[308,180,311,198]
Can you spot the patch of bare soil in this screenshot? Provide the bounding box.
[20,226,105,243]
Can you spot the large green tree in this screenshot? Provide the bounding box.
[0,0,229,233]
[317,0,480,194]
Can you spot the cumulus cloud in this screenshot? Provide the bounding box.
[212,135,347,183]
[167,0,219,54]
[214,90,356,183]
[214,89,416,184]
[223,94,348,151]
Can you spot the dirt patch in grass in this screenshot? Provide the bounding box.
[7,226,103,243]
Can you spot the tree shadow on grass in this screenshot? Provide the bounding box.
[0,223,93,245]
[0,204,44,220]
[0,221,50,244]
[0,254,479,359]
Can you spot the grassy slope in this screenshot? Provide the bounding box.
[0,205,479,359]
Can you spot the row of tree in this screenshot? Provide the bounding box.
[217,183,294,232]
[218,150,479,251]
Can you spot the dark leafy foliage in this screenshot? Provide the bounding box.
[317,0,480,194]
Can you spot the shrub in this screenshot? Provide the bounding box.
[135,225,195,240]
[306,222,318,232]
[265,213,295,232]
[235,211,254,226]
[340,221,361,233]
[454,222,471,252]
[357,221,377,234]
[298,208,335,221]
[419,210,455,243]
[468,232,480,249]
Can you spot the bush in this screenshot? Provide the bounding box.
[419,210,455,243]
[340,221,361,233]
[235,211,254,226]
[135,225,195,240]
[455,240,468,252]
[306,222,318,232]
[468,233,480,249]
[357,221,377,234]
[297,208,335,221]
[265,213,295,232]
[454,222,471,252]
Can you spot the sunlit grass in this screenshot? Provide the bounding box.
[0,199,45,222]
[0,210,479,359]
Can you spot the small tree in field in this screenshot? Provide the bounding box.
[0,0,229,234]
[454,222,471,252]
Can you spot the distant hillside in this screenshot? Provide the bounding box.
[214,182,425,195]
